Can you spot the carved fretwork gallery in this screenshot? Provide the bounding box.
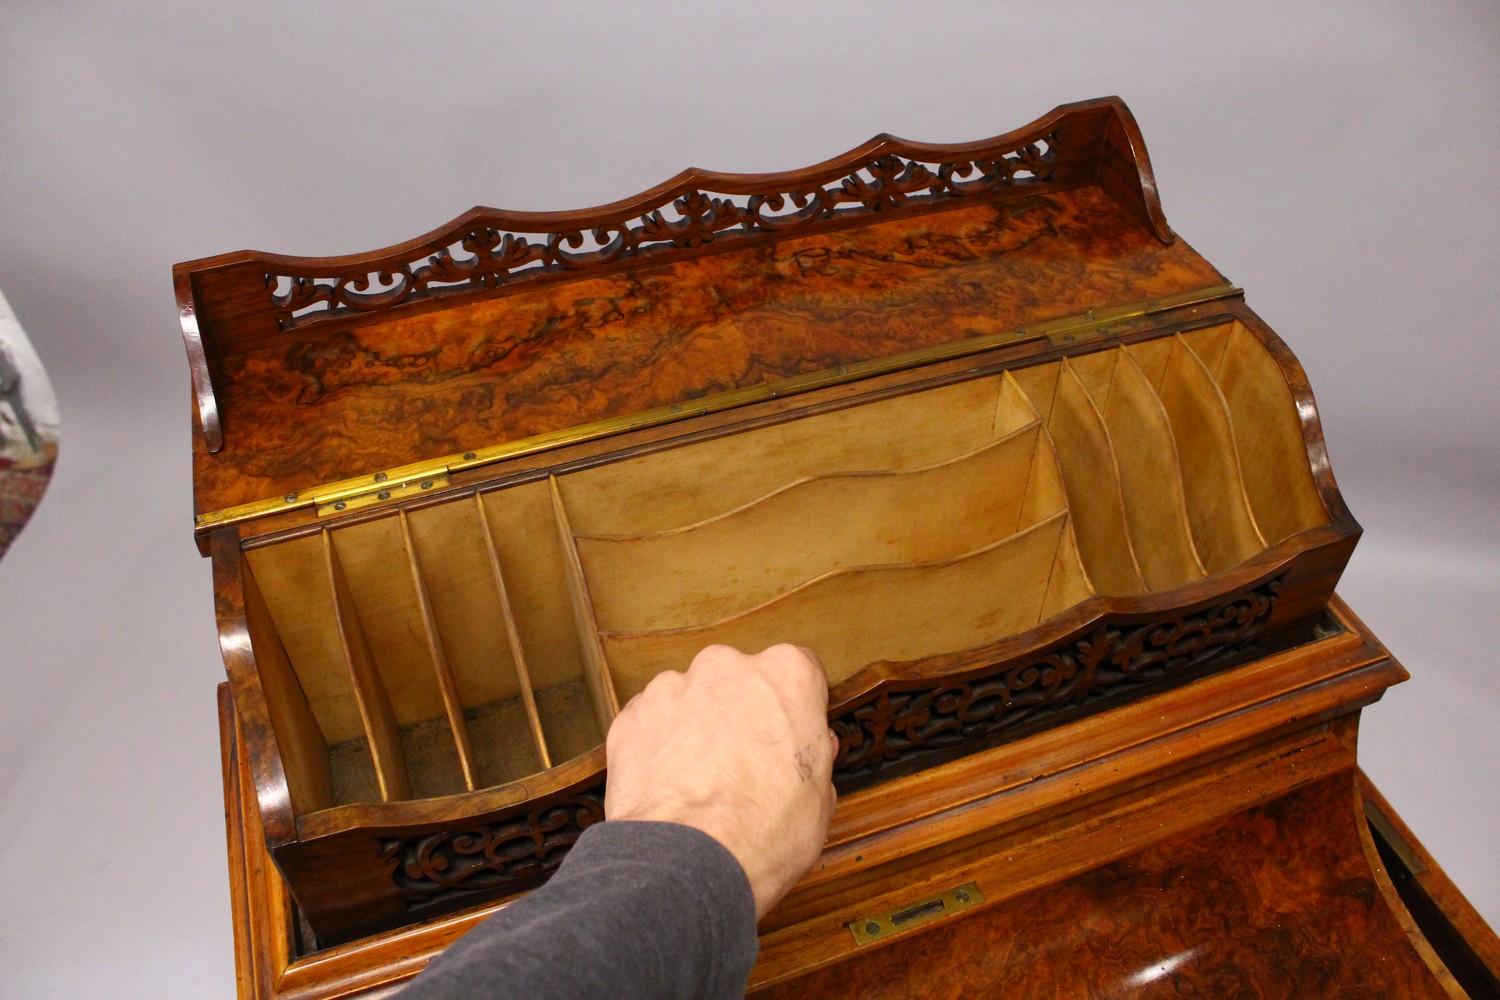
[264,139,1059,331]
[181,98,1500,998]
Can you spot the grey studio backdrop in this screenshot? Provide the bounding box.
[2,3,1497,997]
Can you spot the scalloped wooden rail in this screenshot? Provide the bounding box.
[175,97,1169,455]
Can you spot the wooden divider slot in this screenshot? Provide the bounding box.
[1068,349,1205,590]
[1134,336,1266,573]
[1181,321,1331,543]
[1042,359,1147,595]
[472,497,552,771]
[327,516,478,800]
[398,510,480,790]
[397,497,546,788]
[244,534,381,808]
[550,477,621,741]
[322,530,411,803]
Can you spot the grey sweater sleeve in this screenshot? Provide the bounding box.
[394,821,759,1000]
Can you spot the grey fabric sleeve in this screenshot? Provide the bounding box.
[393,820,759,1000]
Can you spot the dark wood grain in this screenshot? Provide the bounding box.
[755,774,1454,999]
[187,97,1467,993]
[177,97,1174,472]
[190,184,1223,515]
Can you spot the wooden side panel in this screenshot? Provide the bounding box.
[1045,360,1145,594]
[242,563,335,815]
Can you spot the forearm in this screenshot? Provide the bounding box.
[395,821,759,1000]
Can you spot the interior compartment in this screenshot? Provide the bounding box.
[1065,349,1205,591]
[1178,321,1331,544]
[1124,335,1265,573]
[239,320,1334,819]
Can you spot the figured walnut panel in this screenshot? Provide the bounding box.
[193,186,1224,514]
[754,774,1455,999]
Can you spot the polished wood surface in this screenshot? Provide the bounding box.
[756,774,1458,999]
[190,183,1223,515]
[181,96,1229,520]
[179,98,1176,484]
[219,605,1500,998]
[186,98,1500,992]
[186,98,1364,942]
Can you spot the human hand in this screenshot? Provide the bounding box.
[603,643,838,919]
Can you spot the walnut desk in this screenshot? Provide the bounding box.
[176,97,1500,998]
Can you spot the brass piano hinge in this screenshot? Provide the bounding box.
[312,469,452,518]
[1026,283,1242,348]
[848,881,984,947]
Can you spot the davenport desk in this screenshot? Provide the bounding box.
[175,97,1500,998]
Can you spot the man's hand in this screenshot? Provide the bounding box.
[603,644,838,919]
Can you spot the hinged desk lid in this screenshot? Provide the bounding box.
[176,97,1228,531]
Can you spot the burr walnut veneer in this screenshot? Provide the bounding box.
[179,98,1500,996]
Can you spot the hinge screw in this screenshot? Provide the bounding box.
[333,501,347,511]
[377,490,391,501]
[284,493,297,503]
[464,452,477,460]
[374,472,388,482]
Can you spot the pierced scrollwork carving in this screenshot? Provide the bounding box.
[265,139,1057,330]
[830,577,1286,784]
[380,792,604,909]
